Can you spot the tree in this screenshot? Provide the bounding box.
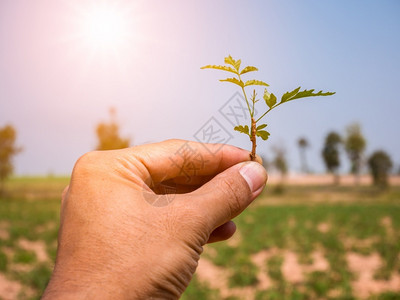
[322,132,342,184]
[297,137,310,174]
[368,150,392,188]
[271,145,288,193]
[272,146,288,177]
[344,123,366,185]
[96,108,130,150]
[0,124,22,195]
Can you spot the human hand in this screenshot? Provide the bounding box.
[42,140,267,299]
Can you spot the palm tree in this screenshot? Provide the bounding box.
[322,132,342,185]
[297,137,310,174]
[344,124,366,185]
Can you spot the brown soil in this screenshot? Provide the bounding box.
[317,222,331,233]
[0,229,9,240]
[18,239,49,263]
[380,216,395,239]
[343,236,378,250]
[34,222,56,235]
[347,252,400,299]
[0,273,22,300]
[0,221,10,240]
[281,251,304,283]
[197,248,332,299]
[251,249,278,290]
[197,249,400,299]
[196,258,256,299]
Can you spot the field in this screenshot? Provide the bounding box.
[0,176,399,299]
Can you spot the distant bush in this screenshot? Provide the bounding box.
[95,108,130,150]
[0,124,22,194]
[368,150,392,188]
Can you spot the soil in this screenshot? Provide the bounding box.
[196,248,400,299]
[18,239,49,263]
[347,252,400,298]
[267,174,400,186]
[0,273,22,300]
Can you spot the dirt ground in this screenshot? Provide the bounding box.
[197,247,400,299]
[0,236,50,300]
[267,174,400,186]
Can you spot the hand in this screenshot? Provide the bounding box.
[42,140,267,299]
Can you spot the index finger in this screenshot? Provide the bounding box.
[130,139,254,183]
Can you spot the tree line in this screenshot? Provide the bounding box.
[321,123,393,188]
[0,112,397,194]
[259,123,395,189]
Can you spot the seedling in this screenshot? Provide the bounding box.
[201,55,335,160]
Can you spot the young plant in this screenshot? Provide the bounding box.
[201,55,335,160]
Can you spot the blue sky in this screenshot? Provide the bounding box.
[1,0,399,175]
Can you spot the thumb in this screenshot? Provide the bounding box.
[189,161,268,230]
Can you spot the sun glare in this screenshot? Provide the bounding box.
[69,1,136,59]
[81,7,128,50]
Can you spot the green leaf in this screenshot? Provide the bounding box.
[281,87,335,103]
[291,89,336,100]
[234,125,250,136]
[256,130,270,141]
[200,65,238,74]
[263,89,277,108]
[244,80,269,87]
[224,55,241,71]
[281,87,301,103]
[256,124,267,130]
[220,77,244,88]
[234,59,241,71]
[224,55,236,67]
[240,66,258,75]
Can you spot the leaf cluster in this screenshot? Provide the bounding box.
[201,55,335,147]
[233,124,270,141]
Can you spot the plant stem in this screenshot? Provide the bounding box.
[250,117,257,161]
[251,90,256,117]
[237,74,257,160]
[249,91,257,160]
[255,102,283,123]
[238,74,253,118]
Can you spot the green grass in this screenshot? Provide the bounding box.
[3,176,69,200]
[184,185,400,299]
[180,275,221,300]
[13,248,37,264]
[228,253,259,287]
[0,250,8,271]
[0,177,400,299]
[0,176,63,299]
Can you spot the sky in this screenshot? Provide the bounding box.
[0,0,399,175]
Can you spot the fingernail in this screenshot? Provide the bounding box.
[239,162,268,193]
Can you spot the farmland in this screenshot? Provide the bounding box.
[0,176,399,299]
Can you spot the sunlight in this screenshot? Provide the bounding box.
[69,0,136,60]
[81,5,129,50]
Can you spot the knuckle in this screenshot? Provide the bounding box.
[72,151,101,175]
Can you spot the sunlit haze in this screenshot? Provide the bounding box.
[73,2,134,54]
[82,8,128,47]
[0,0,399,175]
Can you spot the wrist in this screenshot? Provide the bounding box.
[42,265,141,299]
